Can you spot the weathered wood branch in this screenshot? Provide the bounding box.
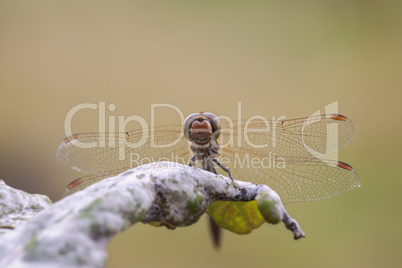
[0,162,304,268]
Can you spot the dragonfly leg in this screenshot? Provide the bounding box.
[211,148,220,156]
[212,158,234,182]
[188,152,197,168]
[207,157,218,174]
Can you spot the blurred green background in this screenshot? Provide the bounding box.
[1,0,401,267]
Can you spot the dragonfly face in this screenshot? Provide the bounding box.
[183,112,221,146]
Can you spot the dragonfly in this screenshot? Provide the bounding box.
[57,112,359,248]
[57,112,359,201]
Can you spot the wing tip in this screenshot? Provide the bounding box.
[67,178,83,189]
[336,161,353,170]
[63,134,79,143]
[63,178,84,197]
[330,114,348,121]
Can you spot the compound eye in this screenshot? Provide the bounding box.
[183,113,200,141]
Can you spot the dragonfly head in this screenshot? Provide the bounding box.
[184,113,221,145]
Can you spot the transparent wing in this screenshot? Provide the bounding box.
[63,159,359,201]
[62,169,127,196]
[218,114,356,162]
[56,125,192,174]
[215,157,359,203]
[215,114,359,203]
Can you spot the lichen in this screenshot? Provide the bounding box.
[24,233,39,252]
[184,193,205,225]
[256,192,282,224]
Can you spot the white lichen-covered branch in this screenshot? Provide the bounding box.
[0,162,304,268]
